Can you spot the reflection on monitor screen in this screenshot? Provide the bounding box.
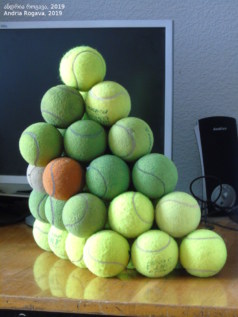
[0,20,173,196]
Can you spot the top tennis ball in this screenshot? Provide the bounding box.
[59,46,106,91]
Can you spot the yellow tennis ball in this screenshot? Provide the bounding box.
[48,259,73,297]
[32,219,51,251]
[83,230,130,277]
[180,229,227,277]
[108,191,154,239]
[155,191,201,238]
[66,267,95,299]
[65,232,87,268]
[59,46,106,91]
[48,225,69,259]
[85,81,131,126]
[131,230,178,278]
[33,252,58,291]
[108,117,154,161]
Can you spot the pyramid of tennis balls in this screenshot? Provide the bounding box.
[19,45,227,279]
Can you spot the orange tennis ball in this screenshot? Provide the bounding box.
[43,157,85,200]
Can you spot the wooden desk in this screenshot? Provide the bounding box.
[1,218,238,316]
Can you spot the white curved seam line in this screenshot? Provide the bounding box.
[132,192,152,225]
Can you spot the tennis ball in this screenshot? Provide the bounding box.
[79,91,88,102]
[48,259,73,297]
[65,232,87,268]
[62,193,107,238]
[28,190,48,222]
[26,164,46,193]
[180,229,227,277]
[33,252,57,291]
[32,219,51,251]
[64,120,107,162]
[131,230,178,278]
[108,117,154,161]
[41,85,84,128]
[59,46,106,91]
[86,154,130,200]
[45,196,66,230]
[155,191,201,238]
[132,153,178,199]
[83,230,130,277]
[42,157,85,200]
[85,81,131,126]
[48,225,69,259]
[66,267,95,299]
[19,122,63,167]
[108,191,154,239]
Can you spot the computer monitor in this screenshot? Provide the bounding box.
[0,20,173,197]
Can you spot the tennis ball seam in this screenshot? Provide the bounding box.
[135,236,171,253]
[69,126,103,138]
[64,195,89,229]
[23,131,40,165]
[159,199,199,209]
[132,192,152,225]
[185,267,218,274]
[34,224,49,235]
[114,123,136,158]
[37,194,47,221]
[72,50,105,88]
[86,165,107,198]
[89,89,127,101]
[187,237,222,241]
[49,161,57,197]
[41,109,67,126]
[49,197,55,225]
[86,243,125,268]
[135,164,166,194]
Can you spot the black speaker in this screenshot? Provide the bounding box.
[194,116,238,219]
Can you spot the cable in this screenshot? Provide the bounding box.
[189,175,238,232]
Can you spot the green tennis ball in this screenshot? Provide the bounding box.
[32,219,51,251]
[41,85,84,128]
[108,117,154,161]
[132,153,178,199]
[86,154,130,200]
[83,230,130,277]
[27,164,46,193]
[19,122,63,167]
[48,225,69,259]
[65,232,87,268]
[59,46,106,91]
[28,190,48,222]
[33,252,58,291]
[131,230,178,278]
[64,120,107,162]
[62,193,107,238]
[85,81,131,126]
[155,191,201,238]
[45,196,66,230]
[180,229,227,277]
[108,191,154,239]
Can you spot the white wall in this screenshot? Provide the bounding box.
[69,0,238,192]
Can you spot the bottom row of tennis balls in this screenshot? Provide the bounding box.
[33,219,227,278]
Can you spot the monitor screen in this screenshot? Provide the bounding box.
[0,20,173,195]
